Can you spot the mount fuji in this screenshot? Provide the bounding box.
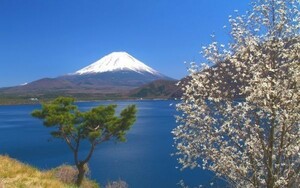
[0,52,175,100]
[63,51,173,88]
[75,52,161,76]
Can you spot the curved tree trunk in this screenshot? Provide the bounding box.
[76,162,86,187]
[74,141,95,187]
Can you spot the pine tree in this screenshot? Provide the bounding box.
[32,97,137,186]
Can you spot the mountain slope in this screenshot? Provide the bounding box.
[69,51,172,87]
[0,52,174,100]
[129,79,182,99]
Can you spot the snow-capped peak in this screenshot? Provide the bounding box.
[75,52,160,75]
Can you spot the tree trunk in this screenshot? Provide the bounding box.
[76,162,86,187]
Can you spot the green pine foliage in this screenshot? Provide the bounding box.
[32,97,137,186]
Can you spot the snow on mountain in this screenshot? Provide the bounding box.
[75,52,160,75]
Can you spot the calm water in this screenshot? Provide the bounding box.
[0,100,217,188]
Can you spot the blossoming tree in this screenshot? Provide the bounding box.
[173,0,299,187]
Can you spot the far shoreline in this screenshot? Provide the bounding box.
[0,97,178,106]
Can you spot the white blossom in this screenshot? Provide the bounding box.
[173,0,300,187]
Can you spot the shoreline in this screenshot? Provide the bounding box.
[0,97,176,106]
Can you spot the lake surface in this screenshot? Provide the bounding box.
[0,100,218,188]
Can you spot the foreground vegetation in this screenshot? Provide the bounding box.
[0,155,99,188]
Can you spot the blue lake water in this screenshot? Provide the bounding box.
[0,100,219,188]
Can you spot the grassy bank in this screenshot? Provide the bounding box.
[0,155,99,188]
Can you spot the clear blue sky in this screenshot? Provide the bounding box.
[0,0,250,87]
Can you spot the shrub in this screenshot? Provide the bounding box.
[105,180,129,188]
[54,165,78,184]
